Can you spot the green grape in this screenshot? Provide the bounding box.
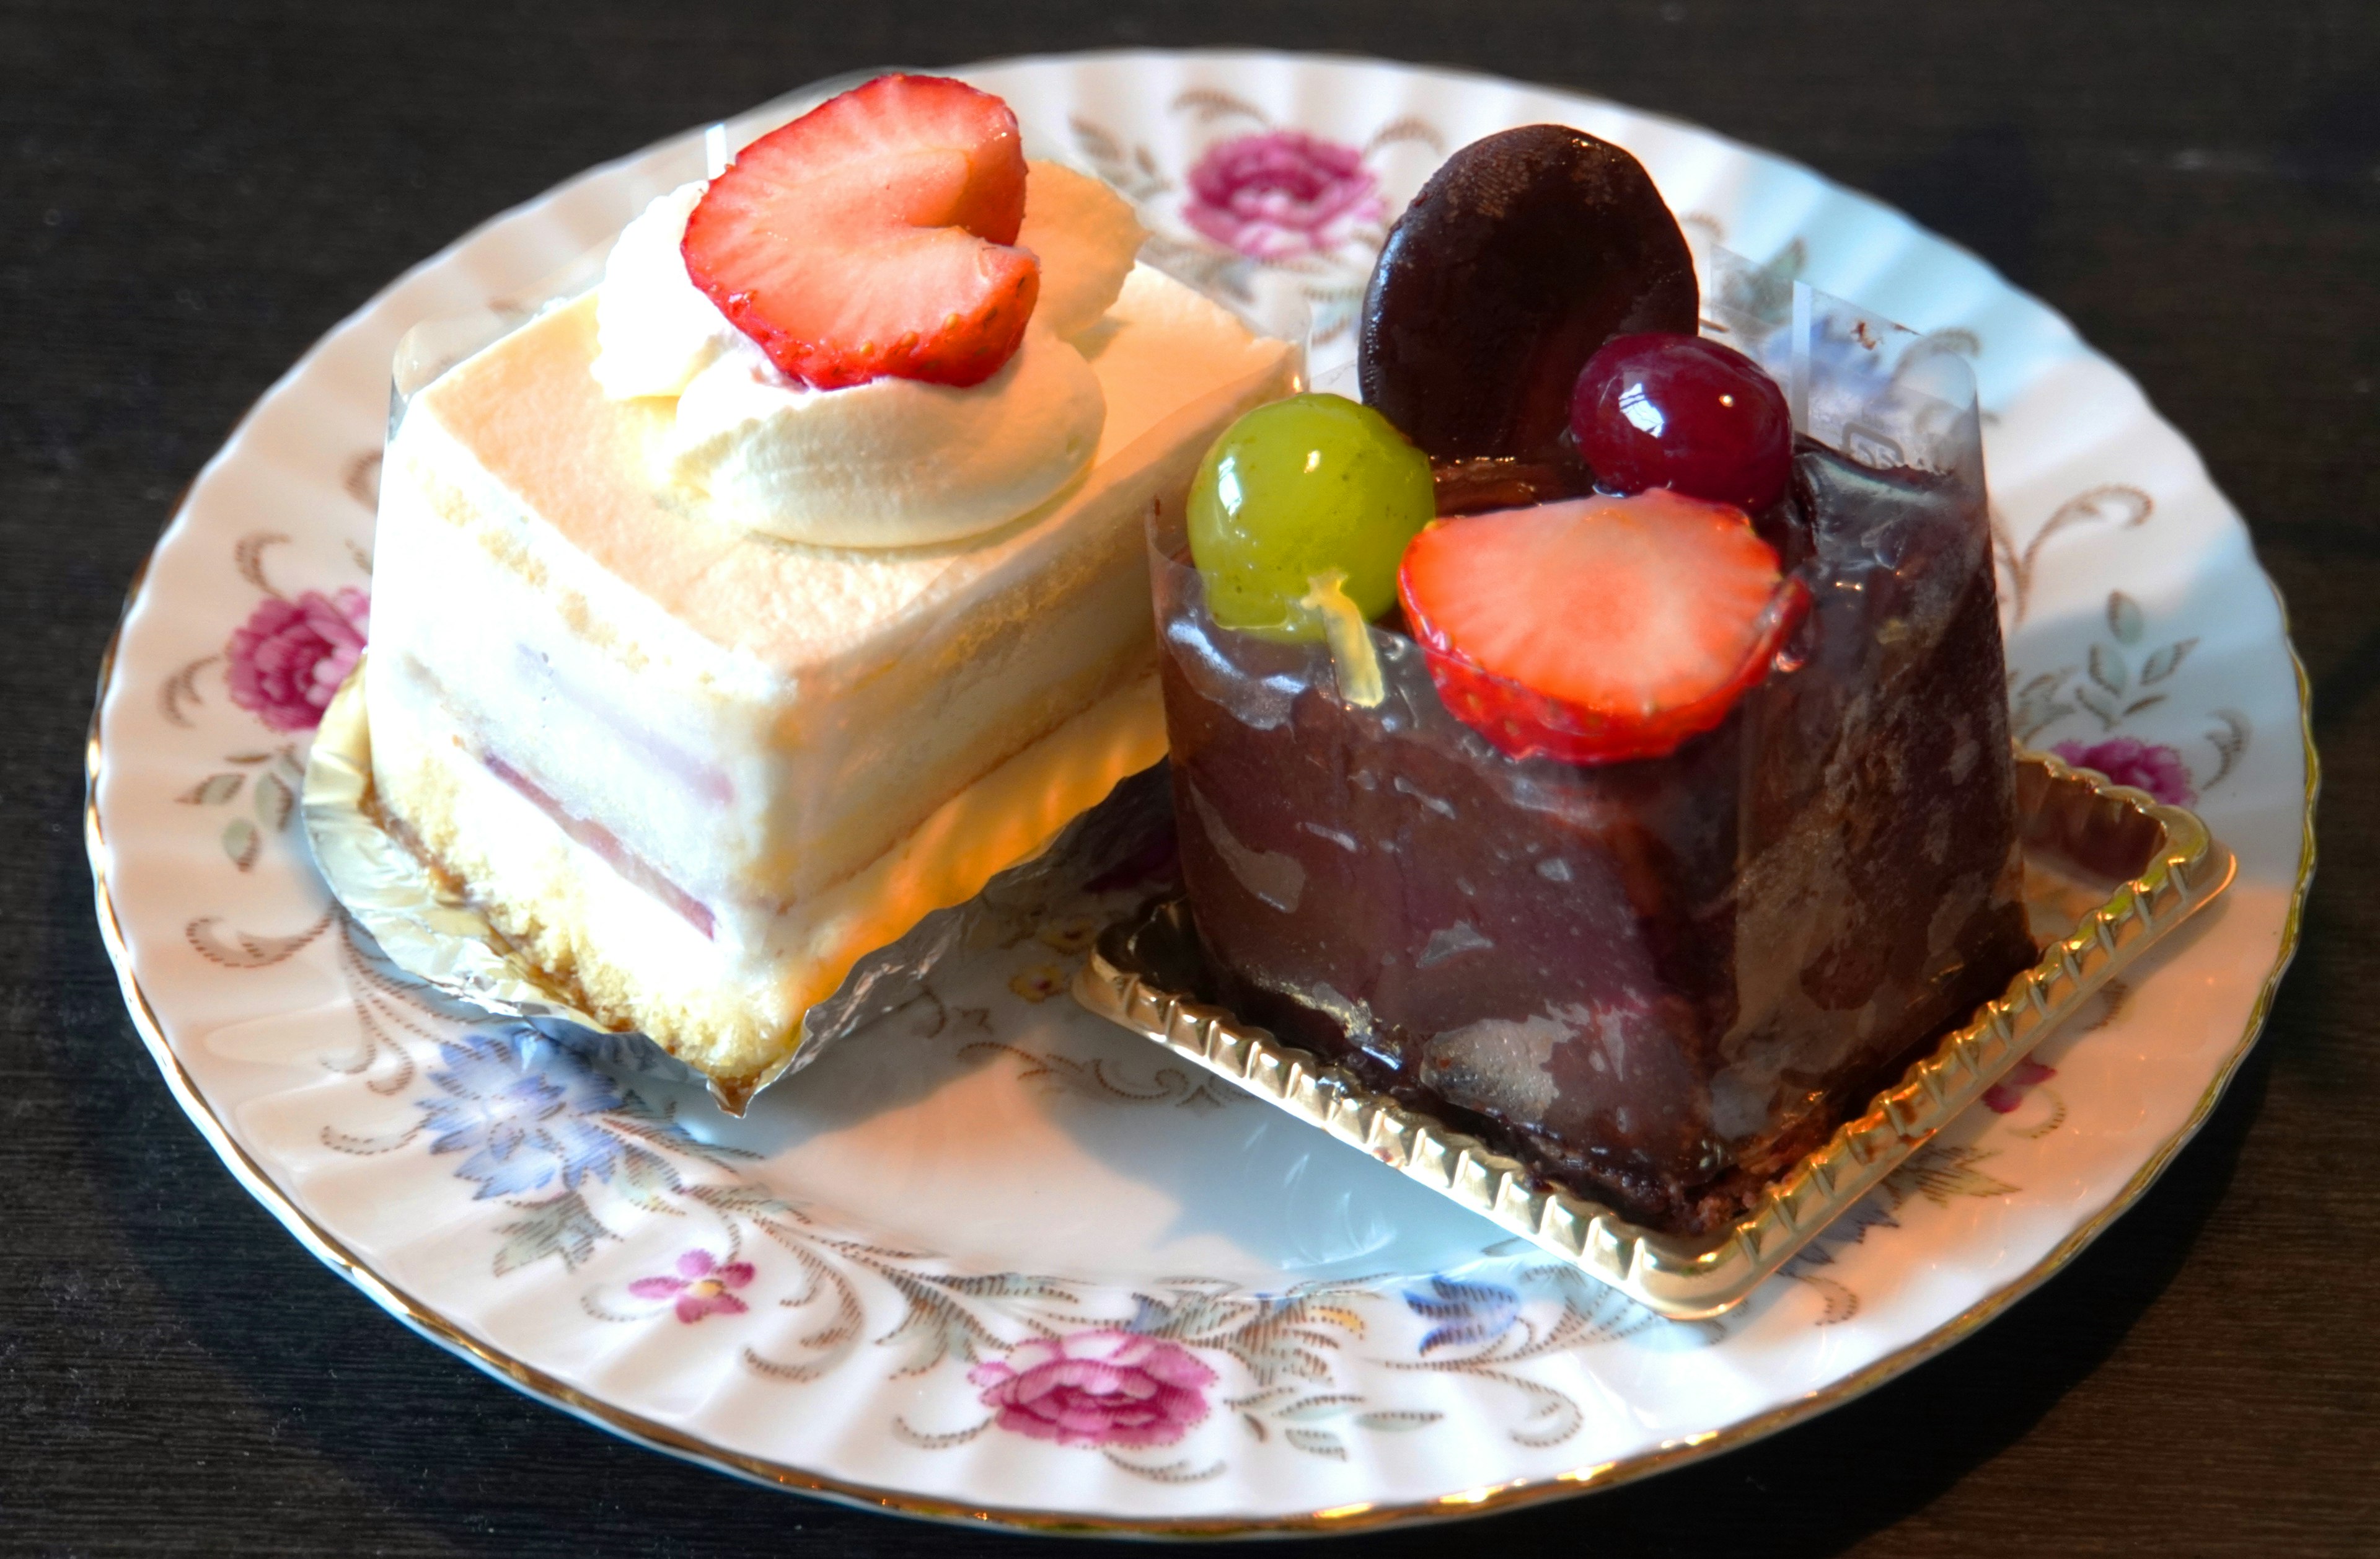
[1187,392,1435,642]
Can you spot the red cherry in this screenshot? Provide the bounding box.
[1568,333,1794,511]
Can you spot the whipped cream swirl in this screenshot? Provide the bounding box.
[593,164,1145,549]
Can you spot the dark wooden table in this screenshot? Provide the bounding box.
[8,1,2375,1553]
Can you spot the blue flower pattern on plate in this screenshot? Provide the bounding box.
[1404,1275,1521,1354]
[420,1030,625,1198]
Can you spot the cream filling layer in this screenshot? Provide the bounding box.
[369,656,1167,1082]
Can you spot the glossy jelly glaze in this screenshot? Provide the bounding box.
[1155,258,2036,1234]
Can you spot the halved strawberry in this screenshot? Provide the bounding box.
[682,75,1038,390]
[1397,490,1809,764]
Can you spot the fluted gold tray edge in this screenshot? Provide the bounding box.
[1074,751,2236,1322]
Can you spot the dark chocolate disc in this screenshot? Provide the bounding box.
[1358,125,1698,464]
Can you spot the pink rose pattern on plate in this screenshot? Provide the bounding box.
[969,1330,1217,1449]
[1070,94,1435,345]
[159,529,372,872]
[226,587,370,733]
[2052,738,2197,806]
[1181,130,1386,262]
[150,108,2254,1472]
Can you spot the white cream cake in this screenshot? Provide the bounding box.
[367,142,1297,1095]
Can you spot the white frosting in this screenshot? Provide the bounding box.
[590,182,728,400]
[664,324,1104,547]
[1017,161,1150,337]
[593,163,1147,549]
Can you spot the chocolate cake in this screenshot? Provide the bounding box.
[1151,128,2037,1235]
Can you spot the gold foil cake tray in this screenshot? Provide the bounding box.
[1074,752,2235,1320]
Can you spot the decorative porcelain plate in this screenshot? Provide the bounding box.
[87,50,2314,1535]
